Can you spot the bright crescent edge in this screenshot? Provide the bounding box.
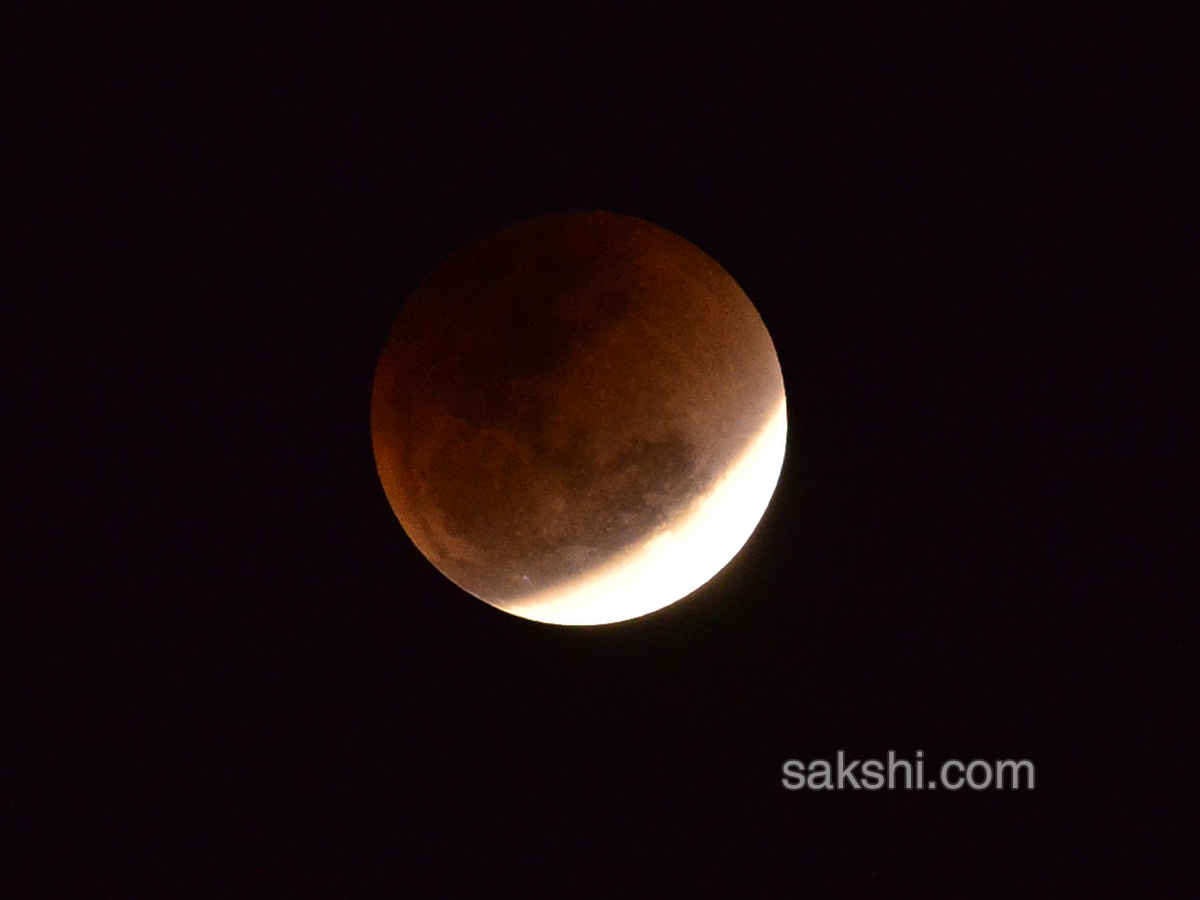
[497,395,788,625]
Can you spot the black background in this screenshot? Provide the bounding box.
[10,5,1195,894]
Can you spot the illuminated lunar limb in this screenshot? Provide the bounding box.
[502,398,786,625]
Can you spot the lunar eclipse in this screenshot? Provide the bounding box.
[371,211,785,624]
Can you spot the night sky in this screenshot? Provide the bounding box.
[12,6,1193,893]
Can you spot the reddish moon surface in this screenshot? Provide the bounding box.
[371,211,786,624]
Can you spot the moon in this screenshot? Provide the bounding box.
[371,211,786,625]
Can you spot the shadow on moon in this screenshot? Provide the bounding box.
[371,210,786,625]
